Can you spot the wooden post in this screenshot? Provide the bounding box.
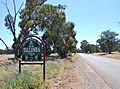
[18,35,46,81]
[43,63,45,81]
[43,45,46,81]
[19,60,21,73]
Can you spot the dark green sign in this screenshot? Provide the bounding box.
[22,38,43,61]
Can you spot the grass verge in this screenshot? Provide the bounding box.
[0,55,77,89]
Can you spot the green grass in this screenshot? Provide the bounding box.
[0,57,73,89]
[2,72,32,89]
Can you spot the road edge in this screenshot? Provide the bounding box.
[79,55,112,89]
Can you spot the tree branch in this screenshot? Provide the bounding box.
[1,0,11,15]
[16,2,24,15]
[13,0,16,16]
[0,38,9,50]
[12,0,17,33]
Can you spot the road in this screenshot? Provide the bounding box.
[79,53,120,89]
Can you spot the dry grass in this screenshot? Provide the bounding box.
[93,52,120,60]
[0,54,14,63]
[0,54,76,89]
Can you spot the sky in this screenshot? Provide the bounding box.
[0,0,120,49]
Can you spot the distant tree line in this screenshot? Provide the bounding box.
[80,30,120,54]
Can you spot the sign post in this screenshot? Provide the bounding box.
[18,35,46,81]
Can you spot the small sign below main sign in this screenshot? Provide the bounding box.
[22,38,43,61]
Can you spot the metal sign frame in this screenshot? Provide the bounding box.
[19,35,46,80]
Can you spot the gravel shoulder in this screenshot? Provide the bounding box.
[51,54,111,89]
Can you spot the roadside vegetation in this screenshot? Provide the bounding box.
[0,54,76,89]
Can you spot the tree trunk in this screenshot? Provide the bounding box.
[59,52,67,59]
[108,51,111,54]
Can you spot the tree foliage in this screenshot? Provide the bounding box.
[88,44,97,53]
[80,40,98,53]
[80,40,89,53]
[1,0,77,59]
[19,1,77,58]
[96,30,119,54]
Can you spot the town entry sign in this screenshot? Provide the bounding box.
[22,38,42,61]
[19,35,46,80]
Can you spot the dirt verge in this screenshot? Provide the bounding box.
[51,54,111,89]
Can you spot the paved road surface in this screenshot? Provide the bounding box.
[79,53,120,89]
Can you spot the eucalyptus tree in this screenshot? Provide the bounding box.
[80,40,99,53]
[80,40,89,53]
[19,3,77,58]
[62,22,77,55]
[50,22,77,58]
[96,38,107,53]
[1,0,46,60]
[2,0,24,59]
[19,3,66,56]
[97,30,119,54]
[88,44,98,53]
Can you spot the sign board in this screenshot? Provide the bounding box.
[19,35,46,80]
[22,38,43,61]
